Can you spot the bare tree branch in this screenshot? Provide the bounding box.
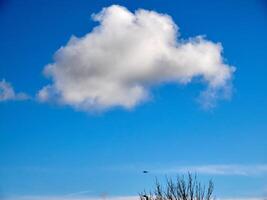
[140,173,215,200]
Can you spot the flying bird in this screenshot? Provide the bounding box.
[142,170,149,174]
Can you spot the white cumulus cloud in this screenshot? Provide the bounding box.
[0,79,29,102]
[38,5,235,112]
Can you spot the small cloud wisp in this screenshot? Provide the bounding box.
[0,79,29,102]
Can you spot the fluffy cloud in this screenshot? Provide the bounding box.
[0,79,29,102]
[38,5,235,112]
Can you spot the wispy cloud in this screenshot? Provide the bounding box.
[3,195,266,200]
[0,79,29,102]
[2,195,138,200]
[218,198,266,200]
[157,164,267,176]
[65,190,93,197]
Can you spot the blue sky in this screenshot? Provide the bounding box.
[0,0,267,199]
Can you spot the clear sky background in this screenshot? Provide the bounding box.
[0,0,267,199]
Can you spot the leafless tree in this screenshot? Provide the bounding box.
[140,173,214,200]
